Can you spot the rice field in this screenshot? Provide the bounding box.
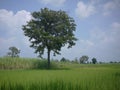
[0,58,120,90]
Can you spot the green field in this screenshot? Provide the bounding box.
[0,58,120,90]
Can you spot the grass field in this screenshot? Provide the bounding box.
[0,57,58,69]
[0,58,120,90]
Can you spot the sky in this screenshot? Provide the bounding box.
[0,0,120,62]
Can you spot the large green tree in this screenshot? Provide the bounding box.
[22,8,77,68]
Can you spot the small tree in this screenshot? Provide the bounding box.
[22,8,77,69]
[79,55,89,64]
[92,58,97,64]
[60,57,66,62]
[7,46,20,57]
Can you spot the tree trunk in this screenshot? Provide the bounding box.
[47,49,51,69]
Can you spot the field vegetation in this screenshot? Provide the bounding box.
[0,57,59,70]
[0,57,120,90]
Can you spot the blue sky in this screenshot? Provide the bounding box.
[0,0,120,62]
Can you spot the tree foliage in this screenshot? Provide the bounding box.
[7,46,20,57]
[60,57,66,62]
[79,55,89,64]
[92,58,97,64]
[22,8,77,68]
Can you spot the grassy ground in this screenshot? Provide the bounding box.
[0,60,120,90]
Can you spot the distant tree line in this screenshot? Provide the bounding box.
[5,47,120,64]
[60,55,97,64]
[60,56,120,64]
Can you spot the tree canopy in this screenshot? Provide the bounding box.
[7,46,20,57]
[22,8,77,68]
[79,55,89,64]
[92,58,97,64]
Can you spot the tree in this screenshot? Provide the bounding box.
[7,46,20,57]
[60,57,66,62]
[22,8,77,69]
[92,58,97,64]
[79,55,89,64]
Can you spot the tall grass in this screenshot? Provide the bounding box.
[0,57,59,69]
[0,58,120,90]
[0,64,120,90]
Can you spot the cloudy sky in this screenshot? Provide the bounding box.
[0,0,120,62]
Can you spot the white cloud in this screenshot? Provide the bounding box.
[103,12,110,16]
[90,28,106,43]
[91,22,120,45]
[104,1,116,10]
[75,1,96,18]
[87,22,120,61]
[53,21,120,61]
[0,9,31,31]
[80,40,94,49]
[0,37,15,49]
[111,22,120,41]
[112,22,120,29]
[0,9,34,57]
[40,0,66,6]
[103,1,115,16]
[0,9,32,39]
[103,0,120,16]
